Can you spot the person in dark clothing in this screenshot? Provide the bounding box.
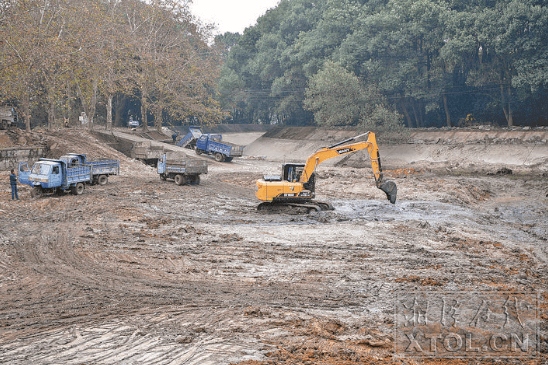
[10,169,19,200]
[172,132,179,143]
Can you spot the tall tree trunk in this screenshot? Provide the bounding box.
[106,93,113,130]
[66,82,72,127]
[88,79,97,130]
[507,86,513,127]
[141,88,148,131]
[399,96,413,128]
[141,102,148,131]
[47,93,55,130]
[114,94,126,127]
[418,100,425,128]
[22,92,31,132]
[501,84,513,127]
[411,99,421,128]
[77,79,97,130]
[443,93,451,127]
[152,106,163,131]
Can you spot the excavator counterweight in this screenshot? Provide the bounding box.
[255,132,397,213]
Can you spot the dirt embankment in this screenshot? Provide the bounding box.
[246,126,548,174]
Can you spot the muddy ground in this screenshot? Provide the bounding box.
[0,128,547,364]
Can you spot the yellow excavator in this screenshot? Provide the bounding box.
[255,132,397,212]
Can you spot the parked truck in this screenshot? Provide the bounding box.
[195,134,243,162]
[0,106,17,130]
[19,153,119,198]
[131,141,164,167]
[158,152,207,185]
[176,127,244,162]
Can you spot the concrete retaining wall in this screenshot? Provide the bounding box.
[0,146,46,171]
[245,127,548,173]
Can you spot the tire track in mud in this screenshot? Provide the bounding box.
[1,214,359,364]
[2,151,547,364]
[0,313,263,364]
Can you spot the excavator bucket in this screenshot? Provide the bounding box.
[379,180,397,204]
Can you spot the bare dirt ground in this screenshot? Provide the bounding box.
[0,128,547,364]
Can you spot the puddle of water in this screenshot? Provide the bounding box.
[332,199,547,243]
[332,200,476,225]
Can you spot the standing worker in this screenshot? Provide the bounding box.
[172,131,179,143]
[10,169,19,200]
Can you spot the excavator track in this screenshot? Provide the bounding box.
[257,200,334,214]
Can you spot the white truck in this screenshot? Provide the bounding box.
[0,107,17,130]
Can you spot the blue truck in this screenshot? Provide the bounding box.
[176,126,202,149]
[158,152,207,185]
[176,127,243,162]
[18,153,119,198]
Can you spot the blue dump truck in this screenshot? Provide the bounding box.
[157,152,207,185]
[176,126,202,149]
[176,127,243,162]
[19,153,119,198]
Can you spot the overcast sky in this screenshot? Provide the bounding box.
[190,0,280,35]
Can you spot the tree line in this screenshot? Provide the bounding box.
[0,0,223,131]
[217,0,548,129]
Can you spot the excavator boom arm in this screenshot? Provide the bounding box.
[300,132,381,184]
[299,132,397,204]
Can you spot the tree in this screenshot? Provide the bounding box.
[0,0,52,131]
[304,61,403,132]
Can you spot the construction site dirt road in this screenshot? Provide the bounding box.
[0,128,546,364]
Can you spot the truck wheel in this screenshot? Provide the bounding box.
[98,175,108,185]
[225,157,233,162]
[190,175,201,185]
[160,173,167,181]
[72,183,85,195]
[174,174,187,185]
[215,153,225,162]
[31,186,43,198]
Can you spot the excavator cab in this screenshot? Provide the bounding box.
[282,163,305,182]
[263,163,305,182]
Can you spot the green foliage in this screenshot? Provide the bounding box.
[304,61,403,132]
[304,61,364,126]
[219,0,548,127]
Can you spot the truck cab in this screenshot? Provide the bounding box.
[19,160,64,189]
[196,133,222,149]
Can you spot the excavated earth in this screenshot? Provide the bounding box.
[0,127,547,364]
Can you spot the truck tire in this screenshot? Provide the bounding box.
[190,175,201,185]
[31,186,43,198]
[160,173,167,181]
[215,153,225,162]
[98,175,108,186]
[195,148,203,155]
[174,174,187,185]
[225,157,233,162]
[72,183,85,195]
